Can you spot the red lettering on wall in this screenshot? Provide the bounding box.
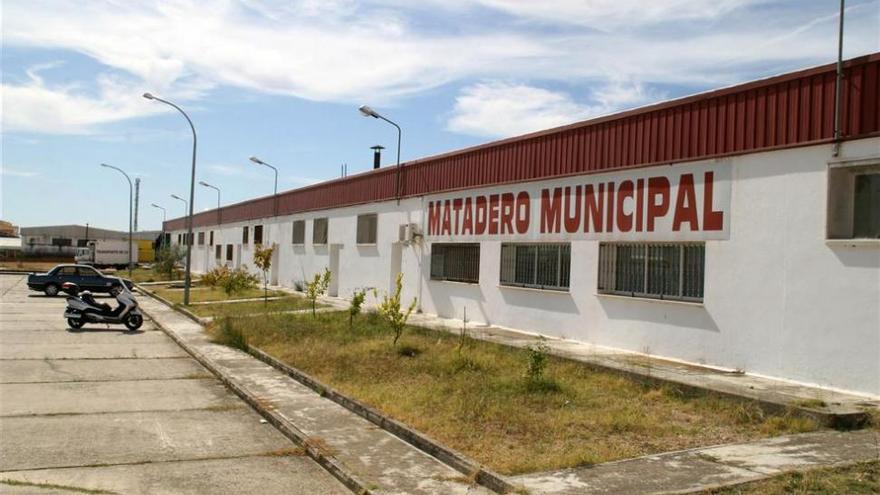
[672,173,698,231]
[488,194,500,235]
[635,178,645,232]
[605,182,616,233]
[617,180,634,232]
[515,191,530,234]
[427,201,441,235]
[452,198,463,235]
[703,171,724,231]
[564,185,582,233]
[475,196,487,235]
[540,188,563,233]
[500,193,515,234]
[584,184,604,232]
[441,199,452,235]
[462,197,474,235]
[647,177,670,231]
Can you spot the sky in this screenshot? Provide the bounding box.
[1,0,878,232]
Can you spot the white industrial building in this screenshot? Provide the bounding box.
[165,55,880,397]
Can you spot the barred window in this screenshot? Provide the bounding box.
[501,243,571,291]
[356,214,378,244]
[197,232,205,245]
[254,225,264,245]
[209,231,214,246]
[242,226,249,245]
[292,220,305,244]
[313,218,328,245]
[431,244,480,283]
[598,243,705,302]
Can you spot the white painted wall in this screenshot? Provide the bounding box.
[171,138,880,397]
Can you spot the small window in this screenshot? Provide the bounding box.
[215,244,222,261]
[254,225,264,245]
[197,232,205,246]
[313,218,328,245]
[226,244,233,261]
[177,234,182,245]
[828,161,880,239]
[598,243,705,302]
[52,238,72,247]
[76,239,89,247]
[356,214,378,244]
[431,244,480,283]
[58,266,77,275]
[164,233,171,246]
[209,231,214,246]
[242,226,249,245]
[501,243,570,291]
[292,220,306,245]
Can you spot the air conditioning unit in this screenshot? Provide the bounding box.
[398,223,421,244]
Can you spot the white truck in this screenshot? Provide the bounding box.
[75,240,138,268]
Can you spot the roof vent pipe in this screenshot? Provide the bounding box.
[371,145,385,170]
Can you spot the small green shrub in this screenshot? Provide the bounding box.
[377,272,417,346]
[220,266,259,296]
[524,338,558,392]
[305,268,332,317]
[202,265,231,287]
[348,289,367,330]
[253,243,277,305]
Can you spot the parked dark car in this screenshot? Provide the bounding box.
[27,264,134,297]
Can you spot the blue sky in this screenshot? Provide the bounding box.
[2,0,878,232]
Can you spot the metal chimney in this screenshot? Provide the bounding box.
[371,145,385,170]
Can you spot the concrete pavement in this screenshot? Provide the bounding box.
[0,274,348,494]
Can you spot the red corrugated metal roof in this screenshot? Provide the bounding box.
[165,53,880,231]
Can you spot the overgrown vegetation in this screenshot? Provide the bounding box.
[698,460,879,494]
[213,317,249,351]
[348,289,367,330]
[187,296,316,317]
[150,285,283,304]
[153,245,185,279]
[376,272,417,346]
[253,243,276,305]
[523,338,558,392]
[209,311,822,475]
[305,268,331,317]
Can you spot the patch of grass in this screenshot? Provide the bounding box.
[207,311,822,475]
[396,344,422,357]
[187,295,317,317]
[152,285,285,304]
[262,446,306,457]
[0,261,71,272]
[699,460,879,494]
[124,267,183,283]
[796,398,828,409]
[0,479,117,494]
[212,318,249,351]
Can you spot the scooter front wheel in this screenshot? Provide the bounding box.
[68,318,85,329]
[124,314,143,331]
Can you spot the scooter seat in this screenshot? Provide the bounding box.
[82,292,112,313]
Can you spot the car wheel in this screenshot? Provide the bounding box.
[68,318,85,329]
[124,314,143,331]
[44,284,59,297]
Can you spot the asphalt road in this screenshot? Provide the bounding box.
[0,274,348,494]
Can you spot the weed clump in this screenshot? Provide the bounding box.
[214,318,249,352]
[523,338,559,393]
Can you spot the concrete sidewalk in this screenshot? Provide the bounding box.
[0,274,348,495]
[138,290,495,495]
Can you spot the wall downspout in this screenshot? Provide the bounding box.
[832,0,845,157]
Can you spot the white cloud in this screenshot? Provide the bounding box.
[447,80,660,138]
[1,0,877,135]
[0,166,40,178]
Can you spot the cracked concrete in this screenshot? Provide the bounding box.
[0,274,347,494]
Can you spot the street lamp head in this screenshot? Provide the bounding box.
[142,92,155,100]
[171,194,183,200]
[100,163,110,168]
[151,203,161,208]
[198,180,210,187]
[249,156,264,165]
[359,105,379,118]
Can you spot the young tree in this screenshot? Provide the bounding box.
[377,272,417,346]
[305,268,331,317]
[154,245,185,280]
[348,289,367,331]
[253,243,276,305]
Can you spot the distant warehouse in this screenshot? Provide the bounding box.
[165,54,880,397]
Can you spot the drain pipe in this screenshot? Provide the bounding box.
[832,0,845,157]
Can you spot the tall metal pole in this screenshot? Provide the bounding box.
[832,0,845,157]
[144,93,197,305]
[151,203,166,249]
[199,181,221,225]
[249,156,278,215]
[359,106,402,203]
[100,163,133,278]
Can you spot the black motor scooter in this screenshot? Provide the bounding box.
[62,281,144,330]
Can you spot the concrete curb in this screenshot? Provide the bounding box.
[248,346,517,494]
[140,291,376,495]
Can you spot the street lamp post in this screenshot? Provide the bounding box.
[249,156,278,215]
[144,92,197,306]
[198,181,222,225]
[359,105,402,203]
[170,194,188,215]
[100,163,133,278]
[151,203,167,249]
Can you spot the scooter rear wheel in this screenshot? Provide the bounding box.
[68,318,85,329]
[124,314,143,331]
